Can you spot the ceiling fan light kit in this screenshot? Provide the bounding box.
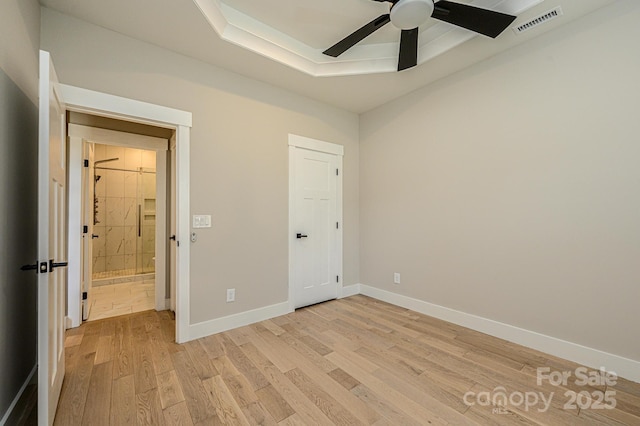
[390,0,434,30]
[323,0,518,72]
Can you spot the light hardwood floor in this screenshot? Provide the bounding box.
[56,295,640,425]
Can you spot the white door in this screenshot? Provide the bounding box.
[81,142,95,320]
[291,148,339,308]
[38,50,66,426]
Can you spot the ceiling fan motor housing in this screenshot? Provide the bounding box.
[390,0,435,30]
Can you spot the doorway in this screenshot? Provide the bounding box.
[62,82,191,343]
[89,144,159,320]
[288,134,344,309]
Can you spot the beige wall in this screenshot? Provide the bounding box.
[0,0,40,102]
[360,0,640,362]
[41,8,359,324]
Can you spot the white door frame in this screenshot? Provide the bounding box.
[288,134,343,312]
[61,84,192,343]
[68,125,169,321]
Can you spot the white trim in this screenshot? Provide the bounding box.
[188,302,292,341]
[191,0,542,77]
[66,135,83,328]
[288,134,344,156]
[339,284,361,299]
[0,365,37,426]
[60,84,191,345]
[358,284,640,384]
[61,84,191,128]
[175,125,190,343]
[155,151,168,311]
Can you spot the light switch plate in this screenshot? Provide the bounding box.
[193,215,211,228]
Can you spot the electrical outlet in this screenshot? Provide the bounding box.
[226,288,235,302]
[393,273,401,284]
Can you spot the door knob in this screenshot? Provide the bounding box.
[91,234,99,239]
[296,233,308,239]
[20,262,38,272]
[49,259,68,272]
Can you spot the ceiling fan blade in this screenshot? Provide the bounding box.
[398,28,418,71]
[323,14,391,57]
[432,0,516,38]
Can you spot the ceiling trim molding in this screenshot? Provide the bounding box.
[192,0,543,77]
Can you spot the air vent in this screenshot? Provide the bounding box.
[513,6,563,34]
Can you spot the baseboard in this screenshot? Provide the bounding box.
[187,301,292,341]
[0,364,37,426]
[358,284,640,384]
[339,284,361,298]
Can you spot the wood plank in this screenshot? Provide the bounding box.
[110,375,136,425]
[203,375,250,425]
[163,401,194,426]
[171,350,218,423]
[54,351,95,425]
[136,388,165,426]
[156,370,186,409]
[284,368,366,426]
[81,361,113,426]
[254,384,296,423]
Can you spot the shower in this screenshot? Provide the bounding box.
[91,148,157,280]
[93,157,118,225]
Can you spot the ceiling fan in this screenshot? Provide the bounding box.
[323,0,517,71]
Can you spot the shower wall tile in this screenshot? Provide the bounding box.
[141,150,156,169]
[105,145,125,168]
[94,143,105,160]
[124,225,136,255]
[124,254,136,271]
[105,170,124,198]
[92,226,106,257]
[105,226,124,256]
[106,254,124,271]
[123,171,138,198]
[123,198,137,227]
[124,148,141,170]
[105,197,124,227]
[143,174,156,198]
[142,253,155,272]
[93,256,105,274]
[143,225,155,254]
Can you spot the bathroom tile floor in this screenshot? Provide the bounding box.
[88,277,155,321]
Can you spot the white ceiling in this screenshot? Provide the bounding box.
[39,0,613,112]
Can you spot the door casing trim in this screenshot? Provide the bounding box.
[61,84,192,343]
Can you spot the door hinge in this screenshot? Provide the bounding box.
[82,292,88,301]
[83,225,88,234]
[83,159,89,167]
[336,222,339,229]
[336,275,339,283]
[336,168,339,176]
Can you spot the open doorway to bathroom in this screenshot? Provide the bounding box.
[67,111,175,324]
[90,144,158,320]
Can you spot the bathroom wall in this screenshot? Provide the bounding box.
[92,143,156,279]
